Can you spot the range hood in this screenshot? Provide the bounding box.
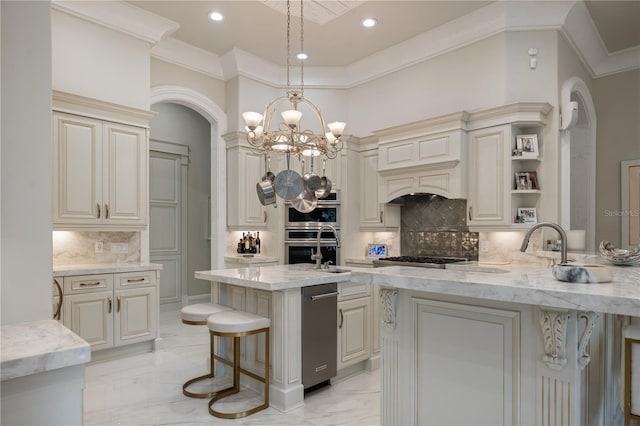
[373,112,468,203]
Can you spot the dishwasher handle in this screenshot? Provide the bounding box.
[309,291,339,301]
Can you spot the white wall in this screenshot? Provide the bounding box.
[52,9,150,109]
[346,33,508,137]
[1,1,52,324]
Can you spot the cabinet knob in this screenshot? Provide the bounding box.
[79,281,101,287]
[264,211,267,223]
[117,296,121,312]
[105,204,110,219]
[97,203,101,219]
[339,308,344,329]
[108,297,112,314]
[468,206,473,221]
[53,279,63,320]
[380,211,383,223]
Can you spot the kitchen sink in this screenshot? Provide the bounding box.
[312,268,351,274]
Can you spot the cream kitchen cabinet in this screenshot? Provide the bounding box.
[225,132,268,230]
[60,271,158,351]
[337,281,371,370]
[467,125,512,227]
[466,103,551,230]
[53,111,148,229]
[359,149,400,230]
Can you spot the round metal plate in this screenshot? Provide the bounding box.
[291,189,318,213]
[274,169,304,200]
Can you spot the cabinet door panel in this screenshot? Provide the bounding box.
[104,124,147,225]
[338,297,371,369]
[114,287,157,346]
[53,113,102,224]
[468,126,510,225]
[63,292,113,350]
[360,151,383,227]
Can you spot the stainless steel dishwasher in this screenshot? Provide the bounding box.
[302,282,338,392]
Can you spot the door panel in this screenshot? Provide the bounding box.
[150,150,184,304]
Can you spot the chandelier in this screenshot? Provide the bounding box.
[243,0,346,208]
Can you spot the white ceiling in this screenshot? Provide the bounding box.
[130,0,640,68]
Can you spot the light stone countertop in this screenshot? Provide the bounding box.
[224,255,280,264]
[1,320,90,381]
[196,261,640,316]
[195,264,353,291]
[53,263,163,277]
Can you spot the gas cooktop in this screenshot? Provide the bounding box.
[372,256,469,269]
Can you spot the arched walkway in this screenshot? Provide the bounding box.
[150,85,227,269]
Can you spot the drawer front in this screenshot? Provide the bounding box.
[338,281,371,301]
[64,274,113,294]
[115,270,156,289]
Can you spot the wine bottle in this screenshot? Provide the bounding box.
[256,232,261,254]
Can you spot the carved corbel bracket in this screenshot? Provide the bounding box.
[379,288,398,331]
[577,311,599,370]
[540,310,571,370]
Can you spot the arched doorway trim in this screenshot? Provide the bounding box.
[559,76,597,250]
[150,85,227,269]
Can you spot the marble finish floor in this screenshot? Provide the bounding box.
[84,307,380,425]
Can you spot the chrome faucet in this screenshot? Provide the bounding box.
[520,221,568,264]
[311,224,340,269]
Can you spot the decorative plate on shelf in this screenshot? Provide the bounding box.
[598,240,640,265]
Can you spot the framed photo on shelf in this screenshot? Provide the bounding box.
[515,172,531,190]
[516,134,539,157]
[527,171,539,189]
[514,171,539,190]
[517,207,537,224]
[366,243,388,258]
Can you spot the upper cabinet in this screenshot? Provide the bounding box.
[359,148,401,230]
[52,91,153,230]
[224,132,268,230]
[466,103,552,231]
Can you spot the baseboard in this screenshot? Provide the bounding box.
[187,293,211,304]
[332,360,368,384]
[89,340,155,364]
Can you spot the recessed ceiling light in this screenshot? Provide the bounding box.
[362,18,377,28]
[208,11,224,22]
[296,52,308,60]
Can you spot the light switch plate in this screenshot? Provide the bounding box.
[111,242,128,254]
[480,240,489,253]
[95,241,104,253]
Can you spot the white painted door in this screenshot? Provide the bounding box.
[467,125,511,226]
[52,112,103,225]
[114,286,157,346]
[149,150,186,304]
[63,291,114,351]
[338,297,371,369]
[103,123,147,226]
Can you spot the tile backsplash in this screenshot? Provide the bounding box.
[52,231,140,265]
[400,194,479,260]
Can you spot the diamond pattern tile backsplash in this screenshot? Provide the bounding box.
[400,194,479,260]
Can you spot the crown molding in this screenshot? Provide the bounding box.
[52,0,179,44]
[62,0,639,86]
[152,37,224,80]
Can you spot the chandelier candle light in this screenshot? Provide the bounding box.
[243,0,346,210]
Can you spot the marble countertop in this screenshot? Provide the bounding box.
[1,320,90,381]
[363,259,640,316]
[53,263,162,277]
[198,260,639,316]
[195,264,353,291]
[345,257,375,265]
[224,255,280,264]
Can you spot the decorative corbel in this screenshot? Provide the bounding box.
[540,310,571,370]
[577,311,599,370]
[379,288,398,331]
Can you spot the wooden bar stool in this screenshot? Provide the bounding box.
[206,310,270,419]
[180,303,233,398]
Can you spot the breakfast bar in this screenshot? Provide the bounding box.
[197,260,639,424]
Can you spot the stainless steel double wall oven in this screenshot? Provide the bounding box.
[284,191,340,265]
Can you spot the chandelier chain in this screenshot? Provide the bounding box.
[300,0,304,97]
[286,0,290,93]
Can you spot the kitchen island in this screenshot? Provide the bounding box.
[196,261,639,424]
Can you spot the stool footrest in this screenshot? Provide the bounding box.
[208,387,269,420]
[182,374,220,399]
